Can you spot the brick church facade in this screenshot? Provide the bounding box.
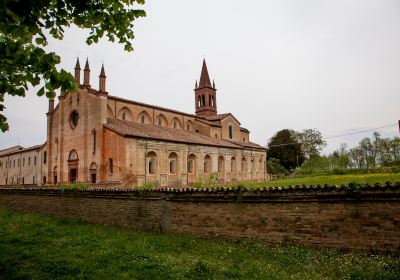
[0,59,268,187]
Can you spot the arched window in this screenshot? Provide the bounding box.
[122,112,126,120]
[139,111,151,124]
[231,157,236,172]
[198,96,201,107]
[188,154,196,174]
[211,96,214,106]
[146,151,157,175]
[156,115,168,127]
[91,130,96,155]
[241,157,247,172]
[186,120,194,131]
[202,95,205,106]
[43,151,47,164]
[204,155,211,173]
[218,156,225,172]
[168,152,178,174]
[68,150,78,161]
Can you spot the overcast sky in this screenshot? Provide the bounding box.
[1,0,400,153]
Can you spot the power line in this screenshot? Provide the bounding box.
[325,123,397,139]
[267,123,397,148]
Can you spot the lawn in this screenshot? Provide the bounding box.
[230,173,400,189]
[0,209,399,279]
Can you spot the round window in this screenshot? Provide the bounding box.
[69,111,79,128]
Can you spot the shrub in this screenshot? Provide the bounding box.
[59,183,89,191]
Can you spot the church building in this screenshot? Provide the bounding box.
[0,59,268,187]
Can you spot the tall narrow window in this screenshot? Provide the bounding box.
[141,114,145,123]
[218,156,225,172]
[228,125,233,139]
[109,158,113,174]
[122,112,126,120]
[231,157,236,172]
[43,151,47,164]
[34,156,36,165]
[55,139,58,156]
[92,130,96,155]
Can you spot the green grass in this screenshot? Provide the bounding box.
[0,208,399,279]
[227,173,400,189]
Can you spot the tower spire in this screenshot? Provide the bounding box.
[83,57,90,87]
[74,57,81,84]
[99,64,106,92]
[194,60,217,117]
[198,59,211,88]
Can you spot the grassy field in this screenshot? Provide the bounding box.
[228,173,400,189]
[0,209,399,279]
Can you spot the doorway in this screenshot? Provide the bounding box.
[91,173,96,184]
[70,168,77,183]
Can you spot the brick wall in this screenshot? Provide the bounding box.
[1,184,399,252]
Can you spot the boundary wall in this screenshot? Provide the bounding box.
[1,183,399,252]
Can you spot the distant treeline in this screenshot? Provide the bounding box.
[267,129,400,175]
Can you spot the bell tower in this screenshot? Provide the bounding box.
[194,59,217,117]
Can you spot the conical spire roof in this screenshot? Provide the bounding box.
[198,59,211,88]
[75,57,81,70]
[99,64,106,77]
[84,58,90,71]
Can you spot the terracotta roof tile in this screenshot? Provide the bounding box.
[105,118,264,150]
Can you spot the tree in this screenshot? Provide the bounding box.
[0,0,146,132]
[267,129,304,171]
[296,129,326,172]
[266,158,288,175]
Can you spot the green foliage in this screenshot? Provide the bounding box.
[139,181,156,190]
[192,179,203,189]
[297,133,400,174]
[59,182,89,191]
[0,208,399,279]
[205,173,219,188]
[0,0,146,131]
[268,129,304,171]
[267,157,289,175]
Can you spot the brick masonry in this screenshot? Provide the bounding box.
[1,183,399,252]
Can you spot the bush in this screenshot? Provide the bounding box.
[59,183,89,191]
[139,181,157,190]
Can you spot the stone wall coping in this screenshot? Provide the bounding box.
[0,182,399,197]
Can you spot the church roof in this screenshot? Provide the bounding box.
[203,113,242,125]
[0,144,44,157]
[105,118,265,150]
